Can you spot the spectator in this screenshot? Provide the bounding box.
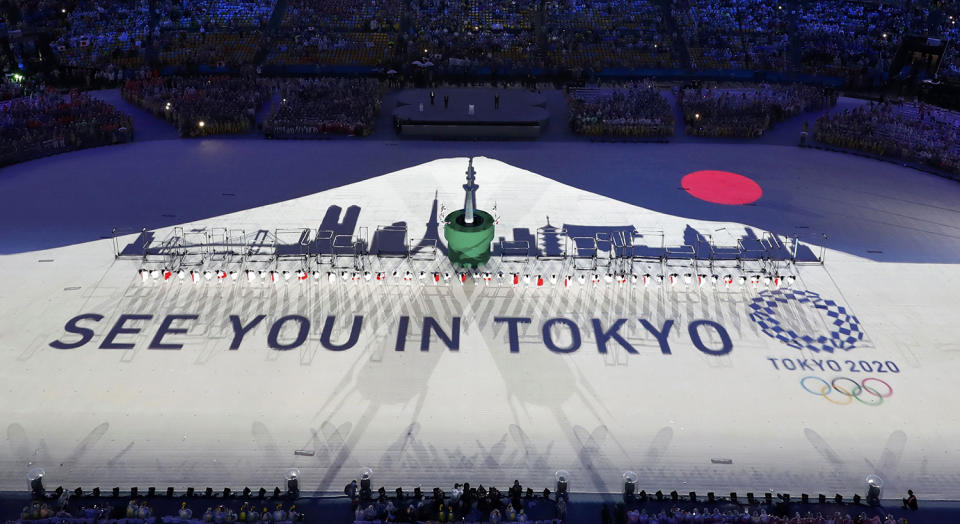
[264,77,381,138]
[815,101,960,176]
[0,91,133,167]
[122,75,267,136]
[568,83,674,138]
[681,83,835,138]
[902,489,918,510]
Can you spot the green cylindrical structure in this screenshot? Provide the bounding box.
[444,209,495,268]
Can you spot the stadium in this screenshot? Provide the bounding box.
[1,0,960,522]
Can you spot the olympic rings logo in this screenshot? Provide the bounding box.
[800,376,893,406]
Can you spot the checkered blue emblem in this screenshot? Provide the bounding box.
[748,289,863,353]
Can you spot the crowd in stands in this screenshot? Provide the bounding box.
[51,0,151,69]
[405,0,539,72]
[0,91,132,167]
[156,31,264,69]
[12,499,304,523]
[6,0,72,33]
[266,32,394,68]
[264,77,381,138]
[348,479,563,524]
[0,77,25,101]
[814,101,960,176]
[605,505,907,524]
[281,0,402,32]
[795,0,908,81]
[122,75,266,136]
[936,7,960,84]
[5,0,960,80]
[679,84,836,138]
[544,0,677,72]
[266,0,401,70]
[154,0,277,30]
[568,84,674,138]
[672,0,788,71]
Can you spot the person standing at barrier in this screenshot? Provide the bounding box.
[902,489,918,510]
[556,497,567,522]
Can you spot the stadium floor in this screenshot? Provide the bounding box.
[2,91,960,510]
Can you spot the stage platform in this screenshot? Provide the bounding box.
[2,135,960,506]
[392,88,549,139]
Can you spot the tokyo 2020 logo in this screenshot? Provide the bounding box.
[749,289,863,353]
